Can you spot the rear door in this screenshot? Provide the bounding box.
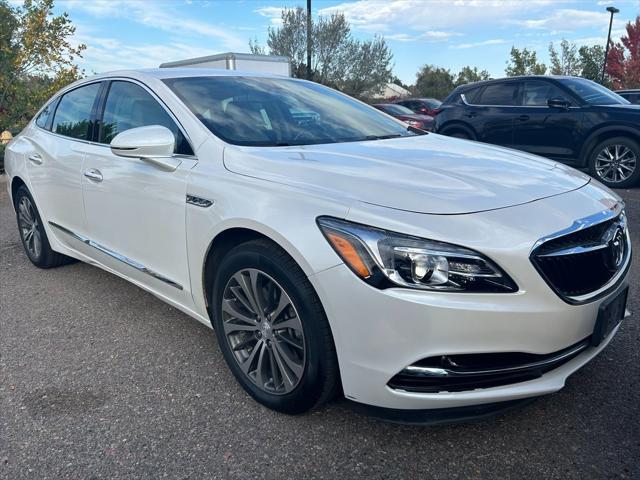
[26,82,102,247]
[80,80,198,304]
[467,81,520,147]
[511,80,584,162]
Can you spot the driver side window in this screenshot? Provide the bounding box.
[99,81,193,155]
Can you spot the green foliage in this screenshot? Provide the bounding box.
[0,0,85,132]
[505,47,547,76]
[578,44,606,84]
[415,65,455,99]
[455,66,491,87]
[549,39,581,76]
[249,7,393,98]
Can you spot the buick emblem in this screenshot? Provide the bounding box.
[607,227,626,271]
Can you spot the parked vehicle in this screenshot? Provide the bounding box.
[434,76,640,188]
[372,103,433,130]
[394,97,442,116]
[4,70,631,422]
[616,89,640,104]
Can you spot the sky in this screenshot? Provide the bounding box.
[46,0,640,85]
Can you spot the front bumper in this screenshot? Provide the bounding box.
[310,262,628,411]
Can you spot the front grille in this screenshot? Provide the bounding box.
[387,338,590,393]
[530,212,630,303]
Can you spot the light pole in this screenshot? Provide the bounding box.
[306,0,312,80]
[602,5,619,83]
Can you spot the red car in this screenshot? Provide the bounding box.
[394,97,442,117]
[372,103,434,131]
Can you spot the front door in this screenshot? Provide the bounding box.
[512,80,584,162]
[80,80,197,304]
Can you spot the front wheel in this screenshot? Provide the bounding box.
[211,239,339,414]
[588,137,640,188]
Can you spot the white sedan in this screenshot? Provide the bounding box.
[4,69,632,422]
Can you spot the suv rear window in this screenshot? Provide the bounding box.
[476,83,519,106]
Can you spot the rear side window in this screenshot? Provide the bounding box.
[476,83,519,106]
[52,83,101,140]
[462,87,482,104]
[99,81,193,155]
[35,99,57,130]
[522,81,570,106]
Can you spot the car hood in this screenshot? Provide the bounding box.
[223,134,590,215]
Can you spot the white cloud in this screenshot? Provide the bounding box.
[451,39,506,49]
[72,33,216,73]
[513,9,626,31]
[61,0,246,50]
[318,0,573,34]
[387,31,462,42]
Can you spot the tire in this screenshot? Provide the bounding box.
[449,131,471,140]
[588,136,640,188]
[210,238,339,414]
[13,185,75,268]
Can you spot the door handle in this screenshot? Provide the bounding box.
[28,154,42,165]
[465,112,478,118]
[84,168,103,182]
[518,115,530,121]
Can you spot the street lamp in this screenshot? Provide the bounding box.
[602,5,619,83]
[306,0,312,80]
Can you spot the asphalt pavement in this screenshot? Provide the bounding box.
[1,174,638,479]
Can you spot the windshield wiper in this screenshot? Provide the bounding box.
[363,134,403,140]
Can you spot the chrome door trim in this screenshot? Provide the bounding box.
[49,221,183,290]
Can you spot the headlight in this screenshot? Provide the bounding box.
[317,217,518,293]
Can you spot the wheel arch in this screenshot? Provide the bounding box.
[200,223,320,321]
[10,175,27,211]
[437,121,477,140]
[579,125,640,167]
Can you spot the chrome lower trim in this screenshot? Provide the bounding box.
[402,339,590,378]
[49,222,183,290]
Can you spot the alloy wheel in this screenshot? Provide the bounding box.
[17,196,42,259]
[221,268,306,395]
[595,144,637,184]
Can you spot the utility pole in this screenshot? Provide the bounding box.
[602,6,619,83]
[306,0,312,80]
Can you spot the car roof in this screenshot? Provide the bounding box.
[57,67,293,95]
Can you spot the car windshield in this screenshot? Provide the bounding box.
[381,104,414,115]
[163,76,420,146]
[562,78,630,105]
[421,98,442,109]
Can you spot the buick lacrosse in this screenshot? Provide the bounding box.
[4,69,632,422]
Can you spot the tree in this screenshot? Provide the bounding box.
[549,39,581,76]
[578,45,606,84]
[0,0,85,131]
[415,65,454,99]
[607,16,640,90]
[249,7,393,98]
[505,47,546,76]
[454,66,490,87]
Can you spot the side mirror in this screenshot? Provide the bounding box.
[547,97,571,109]
[110,125,181,171]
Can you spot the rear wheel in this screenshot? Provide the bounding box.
[211,239,339,414]
[588,137,640,188]
[14,186,75,268]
